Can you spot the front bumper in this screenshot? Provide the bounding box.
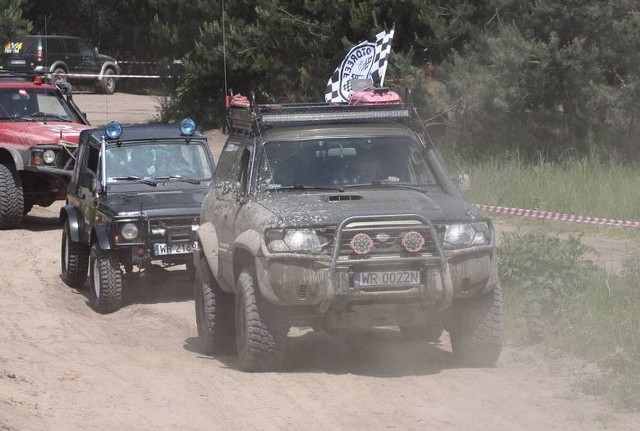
[254,215,498,315]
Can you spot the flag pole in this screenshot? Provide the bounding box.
[379,23,395,88]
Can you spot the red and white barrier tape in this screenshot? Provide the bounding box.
[473,204,640,228]
[63,73,161,79]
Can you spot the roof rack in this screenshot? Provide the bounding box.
[226,88,417,136]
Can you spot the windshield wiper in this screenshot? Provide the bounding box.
[153,175,201,184]
[273,184,345,192]
[110,175,158,186]
[30,112,72,122]
[344,182,427,192]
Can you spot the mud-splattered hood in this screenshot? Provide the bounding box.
[99,187,209,219]
[256,188,476,227]
[0,121,89,147]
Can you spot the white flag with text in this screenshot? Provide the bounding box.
[324,27,395,103]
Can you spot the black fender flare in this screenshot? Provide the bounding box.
[232,230,262,257]
[59,204,83,243]
[48,61,68,74]
[100,62,119,78]
[0,146,25,171]
[92,225,112,251]
[196,222,220,279]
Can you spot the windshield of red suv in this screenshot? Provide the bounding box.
[257,136,437,190]
[0,87,79,122]
[106,142,213,183]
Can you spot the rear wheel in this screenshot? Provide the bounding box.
[51,67,67,87]
[195,257,235,354]
[235,265,287,371]
[61,222,89,288]
[445,284,503,367]
[89,243,123,313]
[0,163,24,229]
[98,69,116,94]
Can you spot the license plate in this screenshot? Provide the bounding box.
[10,59,25,65]
[353,270,421,287]
[153,241,198,256]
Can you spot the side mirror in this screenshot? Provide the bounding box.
[454,172,471,193]
[57,81,73,95]
[93,46,99,55]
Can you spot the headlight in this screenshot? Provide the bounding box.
[120,222,139,240]
[43,150,56,164]
[442,222,491,248]
[266,229,328,254]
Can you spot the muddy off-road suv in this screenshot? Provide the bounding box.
[0,72,90,229]
[60,119,215,313]
[194,90,503,371]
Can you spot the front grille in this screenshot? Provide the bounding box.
[149,216,198,244]
[337,220,437,260]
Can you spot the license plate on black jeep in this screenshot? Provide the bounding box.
[353,270,421,287]
[153,242,198,256]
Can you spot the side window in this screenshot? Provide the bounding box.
[87,145,100,174]
[47,38,65,55]
[63,38,78,55]
[238,149,251,193]
[214,141,242,185]
[76,39,93,56]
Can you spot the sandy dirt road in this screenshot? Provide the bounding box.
[1,93,639,431]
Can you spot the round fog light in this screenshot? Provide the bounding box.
[43,150,56,164]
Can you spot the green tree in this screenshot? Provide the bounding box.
[0,0,31,43]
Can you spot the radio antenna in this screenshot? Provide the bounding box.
[222,0,228,99]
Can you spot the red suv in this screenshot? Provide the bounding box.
[0,72,91,229]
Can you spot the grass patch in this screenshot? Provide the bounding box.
[499,230,640,409]
[460,153,640,222]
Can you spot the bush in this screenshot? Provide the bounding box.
[499,229,640,408]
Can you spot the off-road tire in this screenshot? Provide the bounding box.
[0,163,24,229]
[51,67,67,86]
[235,265,287,372]
[89,243,123,313]
[61,223,89,288]
[195,256,235,355]
[445,284,503,367]
[98,69,116,94]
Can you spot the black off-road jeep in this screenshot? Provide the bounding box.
[60,119,215,313]
[195,91,503,371]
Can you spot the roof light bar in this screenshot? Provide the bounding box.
[260,108,410,125]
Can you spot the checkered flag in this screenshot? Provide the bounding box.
[324,26,395,103]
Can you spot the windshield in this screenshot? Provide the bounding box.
[0,88,79,122]
[257,136,437,190]
[105,142,213,184]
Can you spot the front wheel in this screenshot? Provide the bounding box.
[235,265,287,371]
[89,243,123,313]
[195,257,235,354]
[98,69,116,94]
[445,284,504,367]
[61,222,89,288]
[0,162,24,229]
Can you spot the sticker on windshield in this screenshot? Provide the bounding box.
[225,143,239,152]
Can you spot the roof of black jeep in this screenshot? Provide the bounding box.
[80,123,205,145]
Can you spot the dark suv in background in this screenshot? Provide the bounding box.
[2,35,120,94]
